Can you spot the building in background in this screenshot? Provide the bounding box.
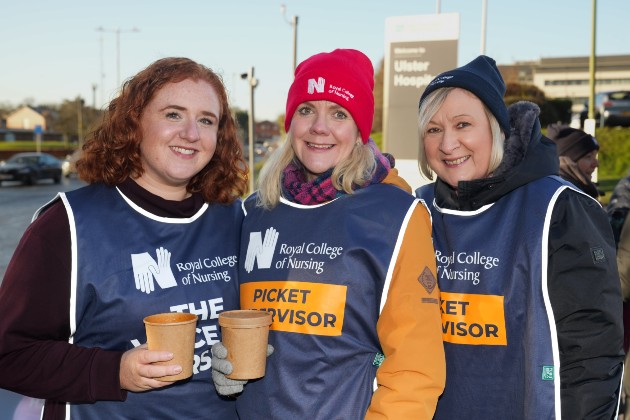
[255,120,280,141]
[499,54,630,112]
[6,106,46,130]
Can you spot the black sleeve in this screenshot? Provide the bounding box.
[548,189,625,419]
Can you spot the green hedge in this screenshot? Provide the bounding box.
[0,141,72,151]
[595,127,630,179]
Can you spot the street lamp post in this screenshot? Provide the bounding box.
[92,83,97,109]
[437,1,488,55]
[280,4,298,75]
[241,67,258,193]
[98,32,105,106]
[587,0,598,182]
[96,26,140,89]
[588,0,597,125]
[480,0,488,55]
[77,96,84,149]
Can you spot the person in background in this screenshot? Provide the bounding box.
[0,57,247,419]
[212,48,445,419]
[607,170,630,417]
[547,124,601,199]
[415,55,624,419]
[610,171,630,294]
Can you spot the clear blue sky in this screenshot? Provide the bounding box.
[2,0,627,121]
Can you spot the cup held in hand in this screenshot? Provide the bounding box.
[218,310,272,380]
[144,312,198,381]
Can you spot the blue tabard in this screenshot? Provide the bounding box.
[235,184,418,419]
[416,176,575,420]
[58,184,241,419]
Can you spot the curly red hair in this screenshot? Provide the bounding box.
[78,57,248,204]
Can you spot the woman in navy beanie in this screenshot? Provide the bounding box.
[416,55,624,419]
[212,49,445,419]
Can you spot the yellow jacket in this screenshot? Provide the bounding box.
[365,169,445,419]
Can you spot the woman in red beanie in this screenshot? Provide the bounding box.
[212,48,445,419]
[416,55,623,419]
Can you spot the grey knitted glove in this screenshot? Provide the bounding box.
[211,342,247,395]
[211,341,275,396]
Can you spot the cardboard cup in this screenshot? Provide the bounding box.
[144,312,198,381]
[218,310,272,380]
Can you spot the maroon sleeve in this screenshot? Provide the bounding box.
[0,200,126,403]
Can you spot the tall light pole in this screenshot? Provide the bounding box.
[77,96,84,149]
[586,0,598,182]
[280,4,298,75]
[480,0,488,55]
[92,83,97,109]
[588,0,597,125]
[436,1,488,55]
[241,67,258,193]
[96,26,140,89]
[98,31,105,106]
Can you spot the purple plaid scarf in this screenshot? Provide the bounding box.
[281,139,392,205]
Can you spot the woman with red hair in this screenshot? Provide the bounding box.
[0,57,247,419]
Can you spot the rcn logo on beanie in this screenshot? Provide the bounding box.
[307,77,324,94]
[306,77,355,102]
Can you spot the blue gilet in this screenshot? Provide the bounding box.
[59,184,241,419]
[417,176,576,420]
[236,184,418,419]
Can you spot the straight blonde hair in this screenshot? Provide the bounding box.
[256,133,377,209]
[417,87,505,181]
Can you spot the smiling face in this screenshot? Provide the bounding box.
[289,100,361,181]
[135,78,220,200]
[423,88,494,188]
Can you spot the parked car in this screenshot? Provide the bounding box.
[580,90,630,127]
[62,149,82,178]
[0,152,63,186]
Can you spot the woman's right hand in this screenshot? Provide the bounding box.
[119,344,180,392]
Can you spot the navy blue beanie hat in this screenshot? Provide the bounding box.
[419,55,510,136]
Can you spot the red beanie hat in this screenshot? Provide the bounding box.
[285,49,375,143]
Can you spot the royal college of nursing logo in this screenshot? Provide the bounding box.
[244,226,344,276]
[306,76,354,103]
[131,246,178,294]
[131,247,236,294]
[307,77,325,94]
[244,227,279,273]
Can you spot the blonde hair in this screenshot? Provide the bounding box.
[417,87,505,180]
[256,133,376,209]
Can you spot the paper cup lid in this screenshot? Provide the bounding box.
[219,310,272,328]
